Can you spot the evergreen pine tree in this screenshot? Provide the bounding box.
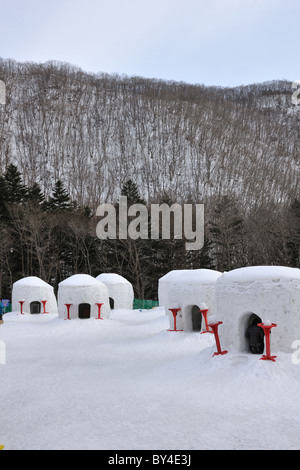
[0,174,7,221]
[27,182,45,206]
[106,180,151,299]
[120,179,146,205]
[4,164,28,204]
[186,234,215,270]
[148,192,186,294]
[46,180,73,211]
[286,198,300,268]
[209,195,245,271]
[0,164,28,221]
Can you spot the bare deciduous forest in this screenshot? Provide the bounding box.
[0,58,299,300]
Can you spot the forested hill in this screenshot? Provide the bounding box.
[0,58,298,209]
[0,58,299,299]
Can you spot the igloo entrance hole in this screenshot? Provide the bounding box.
[183,305,202,331]
[191,305,202,331]
[78,303,91,319]
[30,301,41,314]
[240,312,263,353]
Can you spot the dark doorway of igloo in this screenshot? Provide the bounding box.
[191,305,202,331]
[245,313,264,354]
[78,303,91,319]
[30,301,41,314]
[109,297,114,309]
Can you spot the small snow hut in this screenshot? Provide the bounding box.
[12,276,58,315]
[95,273,134,310]
[57,274,110,320]
[215,266,300,353]
[158,269,222,332]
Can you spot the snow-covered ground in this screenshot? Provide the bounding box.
[1,307,300,450]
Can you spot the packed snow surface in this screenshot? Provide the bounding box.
[12,276,53,288]
[59,273,105,287]
[219,265,300,283]
[1,307,300,450]
[96,273,132,285]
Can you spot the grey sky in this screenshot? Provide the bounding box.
[0,0,299,86]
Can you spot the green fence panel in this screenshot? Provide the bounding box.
[1,302,11,313]
[133,299,159,310]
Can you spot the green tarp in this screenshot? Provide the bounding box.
[4,301,157,312]
[133,299,159,310]
[2,303,12,313]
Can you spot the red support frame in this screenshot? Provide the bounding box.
[200,308,213,334]
[258,322,277,362]
[18,300,25,315]
[207,321,228,357]
[168,308,183,332]
[64,303,72,320]
[41,300,49,314]
[95,303,104,320]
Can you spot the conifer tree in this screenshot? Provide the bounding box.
[0,164,28,221]
[46,180,73,211]
[286,198,300,268]
[27,182,45,206]
[0,174,6,221]
[209,195,245,271]
[148,191,186,294]
[120,179,146,205]
[107,180,150,299]
[4,164,28,204]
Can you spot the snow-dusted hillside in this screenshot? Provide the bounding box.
[0,58,298,208]
[1,307,300,450]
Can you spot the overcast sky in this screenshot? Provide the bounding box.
[0,0,299,87]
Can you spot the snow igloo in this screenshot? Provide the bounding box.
[12,276,58,315]
[215,266,300,353]
[158,269,222,332]
[95,273,134,310]
[57,274,110,320]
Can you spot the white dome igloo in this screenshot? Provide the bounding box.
[12,276,57,315]
[58,274,110,320]
[158,269,222,332]
[215,266,300,353]
[95,273,134,310]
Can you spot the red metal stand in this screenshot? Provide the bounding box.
[207,321,228,357]
[258,322,277,362]
[95,302,104,320]
[168,308,183,332]
[41,300,49,314]
[18,300,25,315]
[200,308,213,334]
[64,303,72,320]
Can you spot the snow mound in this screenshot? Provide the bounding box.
[57,274,110,319]
[216,266,300,353]
[96,273,132,285]
[218,265,300,283]
[13,276,52,288]
[95,273,134,310]
[11,276,58,315]
[59,273,105,287]
[158,269,222,332]
[159,268,222,285]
